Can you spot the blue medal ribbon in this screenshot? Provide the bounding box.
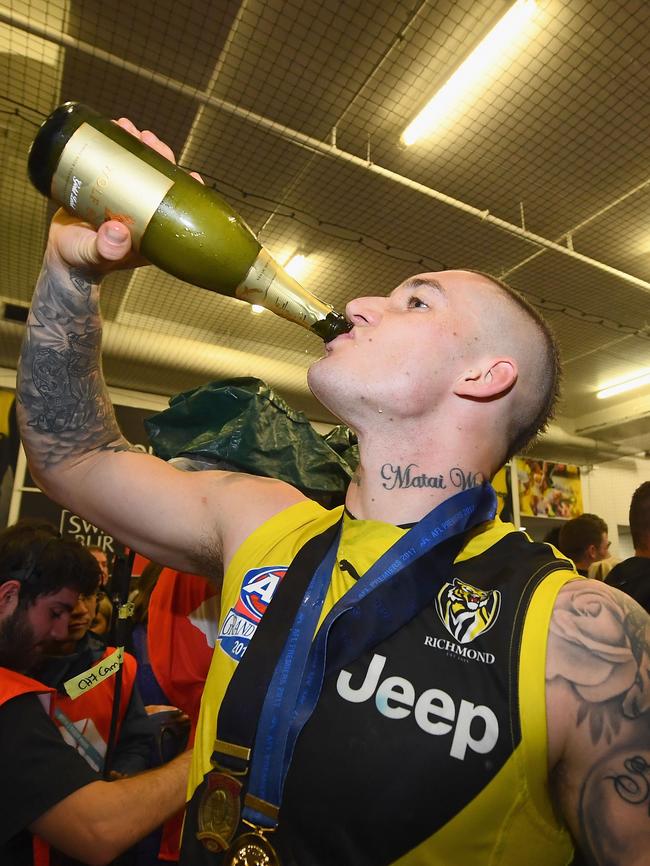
[243,482,497,828]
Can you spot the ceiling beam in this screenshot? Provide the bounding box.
[7,6,650,301]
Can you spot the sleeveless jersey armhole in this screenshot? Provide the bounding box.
[226,499,337,581]
[518,568,580,836]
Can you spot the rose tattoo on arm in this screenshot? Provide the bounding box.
[548,582,650,864]
[547,584,650,744]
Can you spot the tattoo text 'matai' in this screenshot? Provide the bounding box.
[380,463,484,492]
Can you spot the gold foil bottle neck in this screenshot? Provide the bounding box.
[236,247,349,340]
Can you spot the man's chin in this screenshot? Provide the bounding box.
[307,366,345,419]
[22,643,44,670]
[0,646,41,673]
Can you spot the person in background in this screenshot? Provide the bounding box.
[129,560,214,864]
[557,512,610,576]
[606,481,650,613]
[36,571,153,780]
[127,549,218,726]
[126,561,190,784]
[146,566,219,730]
[88,545,111,588]
[128,561,169,707]
[0,524,191,866]
[15,119,650,866]
[587,556,619,583]
[91,592,113,636]
[543,525,561,548]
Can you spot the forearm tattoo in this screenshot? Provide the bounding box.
[17,257,136,470]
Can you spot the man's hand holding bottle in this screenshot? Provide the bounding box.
[47,119,203,277]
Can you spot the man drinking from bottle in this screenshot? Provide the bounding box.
[15,119,650,866]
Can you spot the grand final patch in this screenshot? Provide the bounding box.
[435,578,501,645]
[218,565,287,661]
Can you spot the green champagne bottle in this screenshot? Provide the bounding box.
[28,102,350,342]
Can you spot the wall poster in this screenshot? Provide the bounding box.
[516,458,583,519]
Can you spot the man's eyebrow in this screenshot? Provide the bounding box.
[52,602,74,612]
[393,277,447,299]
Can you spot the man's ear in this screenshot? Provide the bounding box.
[453,358,518,400]
[0,579,21,613]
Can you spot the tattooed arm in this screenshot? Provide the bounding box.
[16,127,305,577]
[546,580,650,865]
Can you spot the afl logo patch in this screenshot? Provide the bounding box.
[235,566,287,622]
[218,565,287,661]
[435,578,501,645]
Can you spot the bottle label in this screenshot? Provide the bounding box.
[51,123,173,248]
[237,247,331,326]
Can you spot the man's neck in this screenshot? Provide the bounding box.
[344,435,490,524]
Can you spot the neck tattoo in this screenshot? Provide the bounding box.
[380,463,484,492]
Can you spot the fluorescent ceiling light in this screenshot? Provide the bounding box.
[597,369,650,400]
[401,0,539,146]
[284,253,311,281]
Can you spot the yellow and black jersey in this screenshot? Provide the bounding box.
[183,500,578,866]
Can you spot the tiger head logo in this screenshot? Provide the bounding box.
[435,579,501,645]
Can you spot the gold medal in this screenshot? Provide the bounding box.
[196,771,242,853]
[224,830,281,866]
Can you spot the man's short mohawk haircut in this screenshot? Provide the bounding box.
[468,270,562,461]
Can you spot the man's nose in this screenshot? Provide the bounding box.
[345,296,384,325]
[74,595,93,614]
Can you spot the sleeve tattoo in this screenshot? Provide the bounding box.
[547,582,650,863]
[17,259,138,470]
